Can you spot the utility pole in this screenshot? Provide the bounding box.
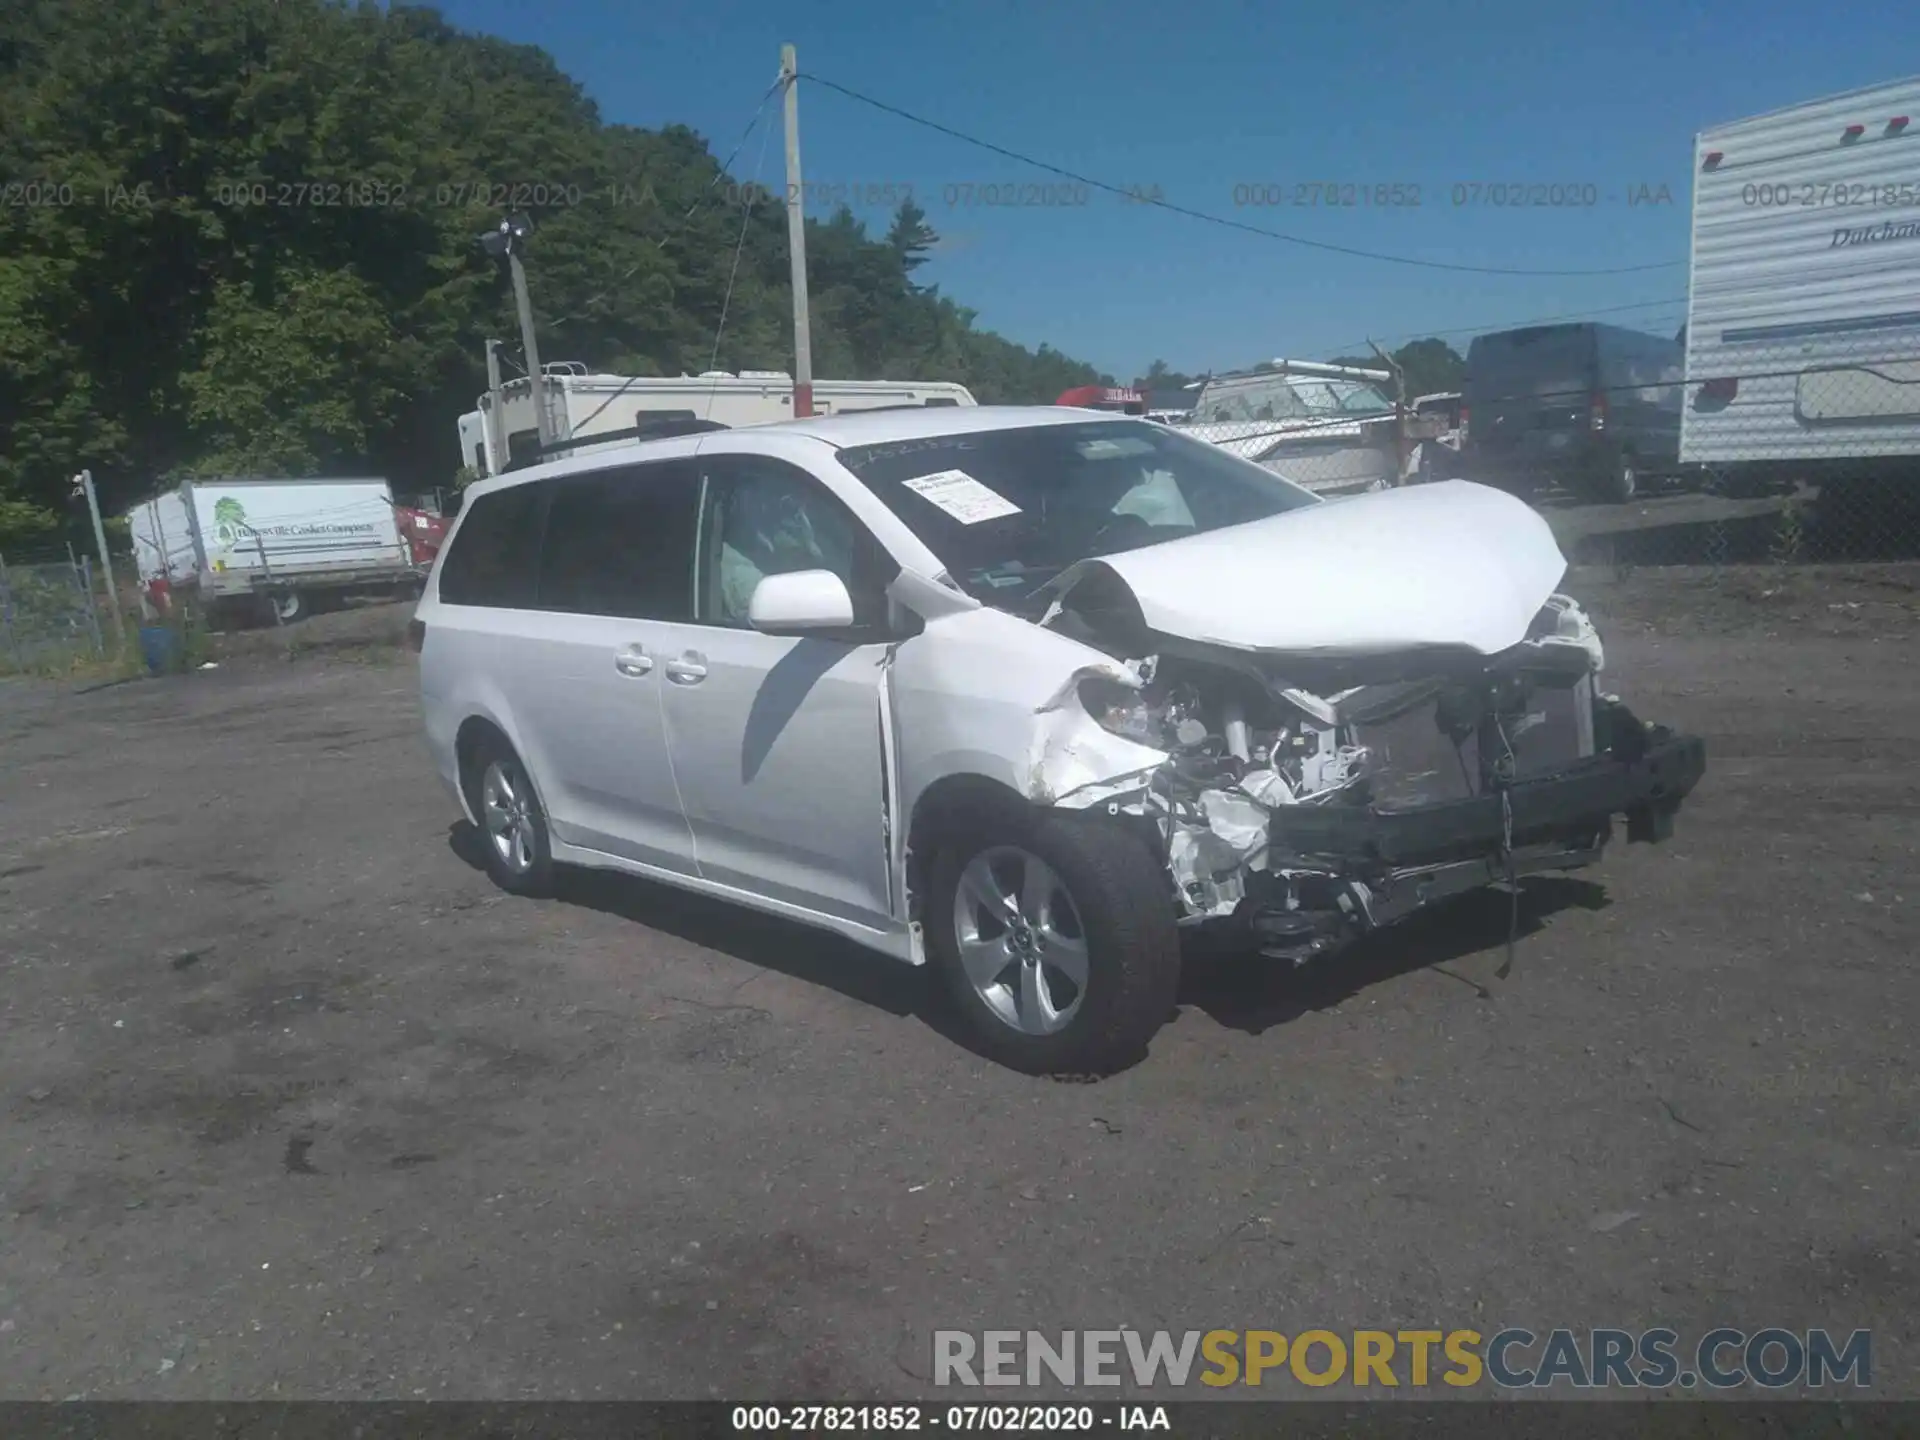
[508,249,553,449]
[72,469,127,653]
[780,44,815,419]
[482,216,554,451]
[484,338,508,474]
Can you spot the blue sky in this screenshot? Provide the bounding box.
[436,0,1917,380]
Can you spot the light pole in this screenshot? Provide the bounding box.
[480,215,555,451]
[72,469,127,652]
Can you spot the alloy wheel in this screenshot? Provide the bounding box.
[951,845,1090,1036]
[480,759,536,875]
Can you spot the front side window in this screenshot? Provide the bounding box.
[835,419,1318,609]
[535,461,700,620]
[437,482,545,608]
[698,455,887,629]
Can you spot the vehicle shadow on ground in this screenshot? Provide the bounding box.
[448,821,957,1033]
[1177,876,1612,1036]
[451,824,1612,1060]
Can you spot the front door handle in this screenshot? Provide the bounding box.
[614,646,653,677]
[664,653,707,685]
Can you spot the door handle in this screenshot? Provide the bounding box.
[664,653,707,685]
[614,647,653,677]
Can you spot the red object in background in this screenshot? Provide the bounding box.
[394,506,452,567]
[147,576,173,614]
[1056,385,1147,415]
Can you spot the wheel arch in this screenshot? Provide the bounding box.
[904,772,1036,923]
[453,713,553,829]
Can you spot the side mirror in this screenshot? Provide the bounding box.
[747,569,856,634]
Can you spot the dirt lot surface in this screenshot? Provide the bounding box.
[2,564,1916,1400]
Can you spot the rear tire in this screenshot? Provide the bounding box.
[462,733,554,898]
[926,810,1181,1077]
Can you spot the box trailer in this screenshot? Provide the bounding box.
[1681,77,1920,485]
[128,478,420,623]
[456,366,978,479]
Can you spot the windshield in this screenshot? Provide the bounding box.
[1193,374,1393,424]
[834,419,1319,605]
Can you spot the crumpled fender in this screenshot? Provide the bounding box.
[882,604,1169,817]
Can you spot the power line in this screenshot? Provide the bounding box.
[704,105,782,417]
[547,78,783,331]
[800,71,1686,280]
[564,113,782,439]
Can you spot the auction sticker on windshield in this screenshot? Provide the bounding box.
[902,469,1023,524]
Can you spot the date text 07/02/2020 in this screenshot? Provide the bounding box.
[730,1406,1170,1432]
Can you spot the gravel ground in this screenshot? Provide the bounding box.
[1,564,1915,1402]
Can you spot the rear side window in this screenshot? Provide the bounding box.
[536,461,700,620]
[438,483,545,608]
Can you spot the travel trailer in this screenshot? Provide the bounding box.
[457,366,978,478]
[1681,76,1920,490]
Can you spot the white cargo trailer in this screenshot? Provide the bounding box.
[455,366,978,479]
[1681,77,1920,486]
[128,477,419,622]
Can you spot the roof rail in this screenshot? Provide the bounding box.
[501,419,732,473]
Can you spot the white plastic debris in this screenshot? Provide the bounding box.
[1200,789,1269,856]
[1240,768,1296,807]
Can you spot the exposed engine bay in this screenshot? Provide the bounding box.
[1036,583,1697,964]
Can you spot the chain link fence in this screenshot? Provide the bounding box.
[1163,354,1920,572]
[0,549,109,674]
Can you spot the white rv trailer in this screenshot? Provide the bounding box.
[456,367,978,478]
[1681,76,1920,483]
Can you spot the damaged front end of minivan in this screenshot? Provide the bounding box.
[1010,487,1707,963]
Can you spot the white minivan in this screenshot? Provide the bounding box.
[414,407,1705,1074]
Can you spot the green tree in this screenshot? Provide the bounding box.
[1327,339,1465,400]
[0,0,1106,548]
[885,199,940,277]
[1136,359,1199,392]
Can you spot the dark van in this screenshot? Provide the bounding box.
[1462,323,1684,503]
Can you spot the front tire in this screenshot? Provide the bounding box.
[927,811,1181,1077]
[463,735,554,898]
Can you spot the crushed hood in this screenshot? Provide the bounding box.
[1048,480,1568,658]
